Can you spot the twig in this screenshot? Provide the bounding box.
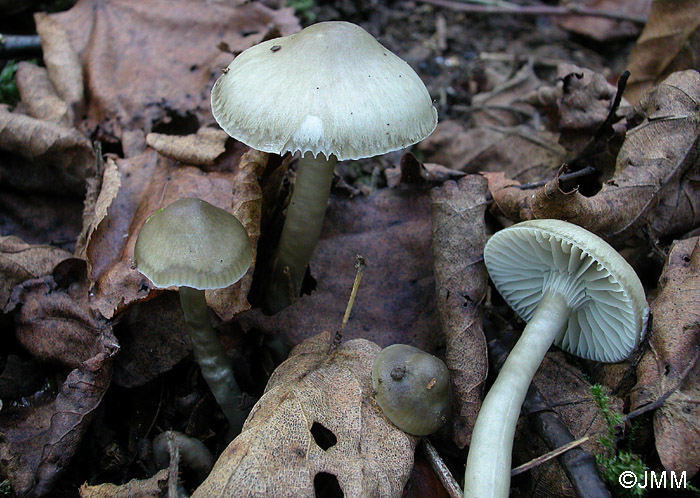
[484,165,597,202]
[330,255,366,352]
[420,439,463,498]
[0,34,42,58]
[417,0,648,24]
[511,434,593,477]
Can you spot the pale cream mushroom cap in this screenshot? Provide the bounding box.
[211,21,438,161]
[134,198,252,290]
[484,219,648,362]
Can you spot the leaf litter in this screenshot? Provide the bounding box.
[1,0,700,497]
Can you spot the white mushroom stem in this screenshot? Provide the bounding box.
[265,152,338,313]
[464,290,571,498]
[179,286,247,433]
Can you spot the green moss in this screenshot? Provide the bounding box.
[0,61,21,107]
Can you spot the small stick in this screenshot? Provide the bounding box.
[420,439,463,498]
[511,435,592,477]
[417,0,648,24]
[0,34,42,58]
[283,266,296,306]
[330,255,366,352]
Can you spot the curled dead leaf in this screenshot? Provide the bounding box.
[486,70,700,246]
[626,0,700,103]
[631,237,700,476]
[15,62,73,126]
[79,469,169,498]
[430,175,489,447]
[146,128,229,166]
[193,331,418,498]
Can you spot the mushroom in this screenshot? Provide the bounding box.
[210,21,437,313]
[372,344,451,436]
[134,197,252,433]
[464,219,648,498]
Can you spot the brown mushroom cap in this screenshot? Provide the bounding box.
[134,198,252,290]
[211,21,438,161]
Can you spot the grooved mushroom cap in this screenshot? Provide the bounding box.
[372,344,451,436]
[134,198,252,290]
[483,219,648,363]
[211,21,438,161]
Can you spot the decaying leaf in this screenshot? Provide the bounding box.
[79,469,169,498]
[1,259,118,498]
[192,331,418,498]
[626,0,700,103]
[385,153,464,188]
[15,62,73,126]
[84,146,261,320]
[0,105,95,195]
[419,120,566,181]
[557,0,651,42]
[0,235,71,308]
[50,0,300,139]
[146,127,229,166]
[34,12,84,115]
[238,183,438,351]
[631,237,700,476]
[430,175,488,447]
[486,70,700,246]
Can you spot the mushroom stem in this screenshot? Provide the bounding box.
[179,286,247,433]
[265,152,338,313]
[464,290,570,498]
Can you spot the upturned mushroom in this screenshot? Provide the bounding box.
[372,344,451,436]
[464,219,648,498]
[134,198,252,433]
[211,21,437,313]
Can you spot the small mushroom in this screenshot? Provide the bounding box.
[463,219,648,498]
[134,198,252,434]
[211,21,438,313]
[372,344,451,436]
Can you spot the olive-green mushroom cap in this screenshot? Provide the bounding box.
[211,21,438,161]
[372,344,451,436]
[134,198,252,290]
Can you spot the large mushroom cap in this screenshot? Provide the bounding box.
[211,21,438,161]
[484,219,648,362]
[134,198,252,290]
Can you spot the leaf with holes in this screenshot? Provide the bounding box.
[192,331,418,498]
[631,237,700,476]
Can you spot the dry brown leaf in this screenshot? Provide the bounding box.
[419,121,566,181]
[631,237,700,476]
[470,62,541,128]
[385,153,464,188]
[487,70,700,246]
[626,0,700,103]
[193,331,418,498]
[557,0,651,42]
[75,156,120,259]
[238,184,438,351]
[15,62,73,126]
[0,235,72,308]
[0,106,95,195]
[515,352,618,498]
[79,469,169,498]
[34,12,84,115]
[208,148,267,320]
[85,147,261,320]
[51,0,300,139]
[430,175,488,447]
[146,127,229,165]
[1,259,118,498]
